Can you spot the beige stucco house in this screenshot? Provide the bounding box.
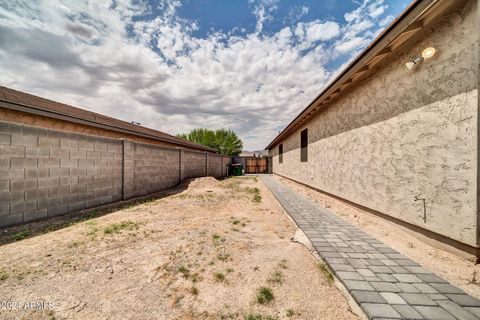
[266,0,479,256]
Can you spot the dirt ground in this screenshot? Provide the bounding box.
[0,177,357,320]
[277,176,480,299]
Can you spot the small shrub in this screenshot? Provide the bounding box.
[0,268,8,281]
[317,262,334,284]
[217,253,231,261]
[279,260,288,269]
[226,268,234,273]
[214,272,225,282]
[245,314,262,320]
[267,271,283,284]
[256,287,274,304]
[232,219,240,225]
[286,309,295,317]
[12,231,29,241]
[213,233,221,240]
[103,221,139,234]
[190,287,198,295]
[178,266,190,278]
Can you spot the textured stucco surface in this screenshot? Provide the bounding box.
[270,0,479,246]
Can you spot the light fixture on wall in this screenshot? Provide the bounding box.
[422,47,436,59]
[405,56,424,70]
[405,47,436,70]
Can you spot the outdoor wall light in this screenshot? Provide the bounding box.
[404,56,424,70]
[421,47,436,59]
[405,47,436,70]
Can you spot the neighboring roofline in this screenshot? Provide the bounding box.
[265,0,455,150]
[0,93,217,153]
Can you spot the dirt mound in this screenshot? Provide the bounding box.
[186,176,221,190]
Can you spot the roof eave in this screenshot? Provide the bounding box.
[0,100,218,153]
[265,0,454,150]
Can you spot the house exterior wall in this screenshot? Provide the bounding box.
[270,0,479,246]
[0,121,230,228]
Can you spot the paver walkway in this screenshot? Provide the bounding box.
[261,175,480,320]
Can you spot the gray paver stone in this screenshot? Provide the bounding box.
[362,303,401,319]
[392,305,424,319]
[380,292,407,305]
[399,293,436,306]
[436,300,477,320]
[414,306,456,320]
[351,290,387,304]
[343,280,375,291]
[393,273,422,283]
[370,282,402,293]
[445,294,480,307]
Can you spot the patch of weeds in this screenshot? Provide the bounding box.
[208,260,215,266]
[232,228,240,232]
[12,230,29,241]
[0,268,8,281]
[103,221,139,235]
[84,211,98,220]
[87,227,99,237]
[286,309,295,317]
[244,314,277,320]
[231,219,240,225]
[178,266,190,278]
[190,287,198,295]
[226,268,234,273]
[244,187,262,203]
[267,271,283,284]
[214,271,225,282]
[217,252,231,262]
[256,287,274,304]
[190,273,200,283]
[278,259,288,269]
[241,222,247,227]
[68,241,84,248]
[212,233,225,245]
[317,262,334,284]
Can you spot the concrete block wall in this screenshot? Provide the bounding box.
[0,121,231,228]
[132,142,180,197]
[183,150,207,179]
[207,154,224,178]
[0,121,123,227]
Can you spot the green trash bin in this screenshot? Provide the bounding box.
[231,164,243,176]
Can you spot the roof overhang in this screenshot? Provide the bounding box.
[265,0,461,150]
[0,100,218,153]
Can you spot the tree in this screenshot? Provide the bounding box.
[177,128,243,156]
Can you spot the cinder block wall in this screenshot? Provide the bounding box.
[0,121,230,227]
[207,154,224,178]
[183,150,207,179]
[132,143,180,197]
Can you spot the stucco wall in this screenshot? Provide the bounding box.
[270,0,479,246]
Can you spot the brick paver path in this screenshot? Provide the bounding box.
[261,174,480,320]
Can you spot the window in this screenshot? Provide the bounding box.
[300,128,308,162]
[279,144,283,164]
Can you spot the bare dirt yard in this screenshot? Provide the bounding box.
[277,176,480,299]
[0,176,357,320]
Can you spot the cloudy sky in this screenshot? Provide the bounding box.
[0,0,410,150]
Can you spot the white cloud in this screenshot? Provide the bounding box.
[0,0,392,150]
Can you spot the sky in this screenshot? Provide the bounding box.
[0,0,411,151]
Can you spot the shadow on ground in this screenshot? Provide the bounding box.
[0,179,196,246]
